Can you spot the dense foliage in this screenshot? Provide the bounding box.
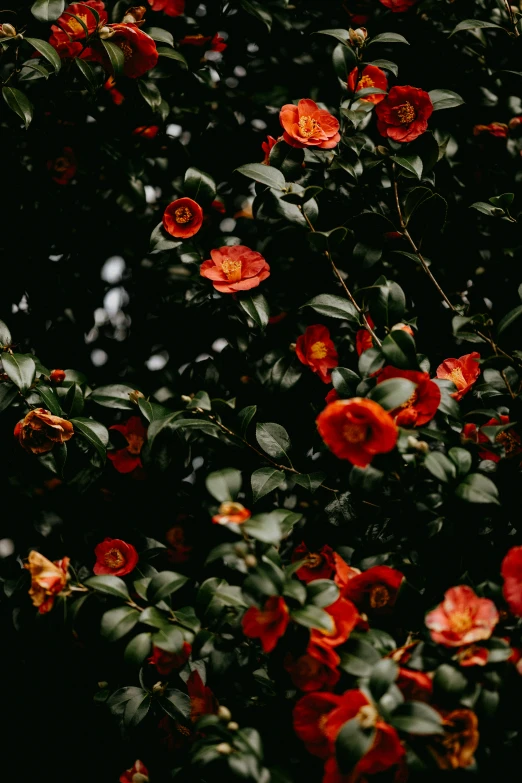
[1,0,522,781]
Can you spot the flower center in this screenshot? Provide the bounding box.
[343,423,367,444]
[117,40,133,61]
[398,391,418,410]
[358,75,374,90]
[126,433,144,455]
[298,115,320,138]
[54,157,70,172]
[448,610,473,634]
[306,553,323,569]
[222,258,242,282]
[310,341,328,360]
[394,101,416,124]
[448,367,466,389]
[356,704,378,729]
[218,501,244,516]
[317,714,329,734]
[176,722,192,736]
[496,430,519,456]
[104,548,125,569]
[175,206,193,224]
[369,585,390,609]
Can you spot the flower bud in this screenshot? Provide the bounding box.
[99,26,115,39]
[216,742,233,755]
[375,145,390,157]
[391,322,414,337]
[152,681,166,693]
[244,554,257,568]
[0,23,17,37]
[289,342,296,352]
[50,369,66,384]
[218,705,232,722]
[227,721,239,731]
[129,389,145,404]
[123,5,147,24]
[348,27,367,46]
[181,394,192,403]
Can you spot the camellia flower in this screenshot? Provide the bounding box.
[261,135,278,164]
[296,324,338,384]
[457,645,489,667]
[310,597,359,648]
[150,641,191,676]
[379,0,417,11]
[133,125,159,138]
[279,99,340,149]
[428,709,479,770]
[107,416,147,473]
[212,501,251,525]
[104,76,125,105]
[316,398,398,467]
[425,585,499,647]
[49,0,107,59]
[473,122,508,138]
[47,147,77,185]
[341,565,404,615]
[148,0,185,16]
[347,65,388,104]
[242,595,289,653]
[163,197,204,239]
[376,366,441,427]
[292,542,336,583]
[463,416,522,462]
[119,760,149,783]
[14,408,74,454]
[396,668,433,702]
[376,85,433,143]
[293,692,344,759]
[436,352,481,400]
[501,546,522,617]
[284,639,340,692]
[187,670,218,721]
[179,33,211,46]
[24,551,70,614]
[200,245,270,294]
[90,24,158,79]
[356,315,375,356]
[165,524,192,564]
[93,537,139,576]
[50,369,66,384]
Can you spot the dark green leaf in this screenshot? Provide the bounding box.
[367,378,416,411]
[75,57,98,91]
[147,571,189,604]
[124,633,152,666]
[368,32,409,45]
[243,513,282,544]
[239,293,270,329]
[256,422,291,460]
[433,663,467,697]
[25,38,61,72]
[101,39,125,76]
[152,626,184,653]
[455,473,500,504]
[336,719,376,774]
[237,405,256,438]
[124,692,151,728]
[2,353,35,394]
[2,88,33,129]
[0,383,17,413]
[424,451,457,483]
[0,320,12,346]
[390,155,423,180]
[150,222,181,252]
[332,367,359,396]
[428,89,464,111]
[292,472,327,493]
[314,28,350,45]
[144,27,174,46]
[186,390,212,411]
[236,163,285,191]
[90,384,136,410]
[391,701,444,735]
[251,467,285,502]
[497,304,522,336]
[101,606,140,641]
[157,46,187,66]
[448,447,472,476]
[292,605,334,634]
[158,689,191,720]
[240,0,272,30]
[138,79,162,110]
[72,418,109,463]
[307,580,340,608]
[369,659,398,700]
[301,294,358,322]
[31,0,65,22]
[206,468,242,502]
[450,19,505,36]
[184,167,216,205]
[381,330,418,370]
[85,575,130,601]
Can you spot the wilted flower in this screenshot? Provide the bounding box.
[14,408,74,454]
[24,551,70,614]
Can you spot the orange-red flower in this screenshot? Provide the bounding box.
[341,565,404,615]
[457,645,489,667]
[347,65,388,104]
[24,551,70,614]
[200,245,270,294]
[179,33,211,46]
[284,639,340,692]
[376,366,441,427]
[212,501,251,525]
[293,692,344,759]
[316,398,398,467]
[379,0,417,10]
[262,134,278,164]
[49,1,107,59]
[473,122,508,138]
[163,197,203,239]
[148,0,185,16]
[50,369,66,384]
[311,597,359,649]
[376,85,433,143]
[356,315,374,356]
[90,24,158,79]
[296,325,338,384]
[93,537,139,576]
[14,408,74,454]
[436,352,481,400]
[107,416,146,473]
[292,543,336,583]
[47,147,77,185]
[120,760,149,783]
[187,670,218,721]
[242,595,289,653]
[279,99,340,149]
[463,416,522,462]
[396,668,433,702]
[209,33,227,52]
[325,389,339,405]
[133,125,159,138]
[104,76,125,105]
[428,709,479,770]
[501,546,522,617]
[150,641,191,676]
[425,585,499,647]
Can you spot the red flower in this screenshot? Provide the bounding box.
[93,538,139,576]
[476,416,522,462]
[391,322,415,337]
[347,65,388,104]
[325,389,339,405]
[356,315,375,356]
[316,398,398,467]
[49,1,107,59]
[311,597,359,648]
[296,325,339,384]
[279,99,340,149]
[376,366,441,427]
[473,122,508,138]
[396,668,433,702]
[211,199,226,214]
[14,408,74,454]
[333,554,361,594]
[379,0,417,10]
[200,245,270,294]
[150,641,191,676]
[50,369,66,384]
[90,24,158,79]
[242,596,289,653]
[509,116,522,132]
[120,760,149,783]
[179,33,211,46]
[341,565,404,615]
[292,543,336,583]
[148,0,185,16]
[165,524,192,564]
[163,197,204,239]
[104,76,125,105]
[187,670,218,722]
[107,416,147,474]
[436,352,481,400]
[133,125,159,139]
[209,33,227,52]
[293,692,344,759]
[457,645,489,667]
[376,85,433,143]
[212,501,251,525]
[425,585,499,647]
[285,640,340,692]
[24,551,70,614]
[501,546,522,617]
[262,135,278,164]
[47,147,77,185]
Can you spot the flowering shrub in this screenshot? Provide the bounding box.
[1,1,522,781]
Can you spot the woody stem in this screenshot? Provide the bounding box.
[503,0,519,35]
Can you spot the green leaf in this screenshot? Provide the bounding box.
[239,0,272,30]
[272,509,302,538]
[31,0,65,22]
[336,719,376,774]
[150,222,181,252]
[2,87,33,129]
[157,46,187,66]
[292,605,334,634]
[90,384,136,410]
[124,692,151,729]
[428,89,464,111]
[0,383,17,413]
[138,79,162,110]
[236,163,285,191]
[433,663,467,697]
[71,417,109,462]
[256,422,291,460]
[64,383,84,418]
[140,606,170,629]
[448,447,472,476]
[369,659,398,701]
[124,633,152,666]
[381,330,418,370]
[158,689,191,720]
[25,38,61,72]
[239,292,270,329]
[497,304,522,336]
[367,58,398,76]
[186,390,212,411]
[237,405,256,438]
[369,279,406,326]
[75,57,98,92]
[340,638,381,677]
[270,356,302,392]
[292,472,327,493]
[0,320,12,346]
[314,28,350,45]
[390,155,423,180]
[301,294,358,322]
[84,575,131,601]
[101,39,125,76]
[368,32,409,45]
[152,626,184,653]
[206,467,242,502]
[424,451,457,483]
[455,473,500,504]
[391,702,444,735]
[450,19,505,36]
[101,606,140,641]
[34,383,62,415]
[144,27,174,46]
[307,580,340,608]
[2,353,35,394]
[107,686,146,715]
[243,513,282,544]
[368,378,416,411]
[251,467,285,502]
[332,367,359,397]
[147,571,189,605]
[184,167,216,205]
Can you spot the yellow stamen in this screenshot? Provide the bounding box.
[448,610,473,634]
[117,40,133,61]
[222,258,242,282]
[126,433,144,455]
[174,206,193,224]
[394,101,416,124]
[369,585,390,609]
[358,75,374,90]
[298,115,320,138]
[310,341,328,360]
[104,548,125,569]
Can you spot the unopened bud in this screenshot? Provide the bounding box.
[227,721,239,731]
[391,322,414,337]
[181,394,192,403]
[123,5,147,24]
[218,705,232,722]
[348,27,367,46]
[244,554,257,568]
[0,23,17,37]
[407,436,429,454]
[508,116,522,132]
[152,681,166,693]
[375,145,390,157]
[50,369,66,384]
[289,342,296,352]
[216,742,233,755]
[129,389,145,404]
[99,26,115,39]
[356,704,378,729]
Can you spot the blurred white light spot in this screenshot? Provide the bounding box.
[180,131,191,146]
[212,337,229,353]
[234,65,247,77]
[104,287,128,317]
[101,256,125,283]
[144,185,157,204]
[0,539,15,558]
[49,254,63,262]
[220,218,236,233]
[195,3,206,15]
[252,119,267,130]
[167,123,182,137]
[246,44,258,53]
[91,349,108,366]
[195,353,212,362]
[192,456,204,470]
[234,112,246,125]
[94,307,108,326]
[226,77,239,89]
[206,52,222,65]
[146,352,169,371]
